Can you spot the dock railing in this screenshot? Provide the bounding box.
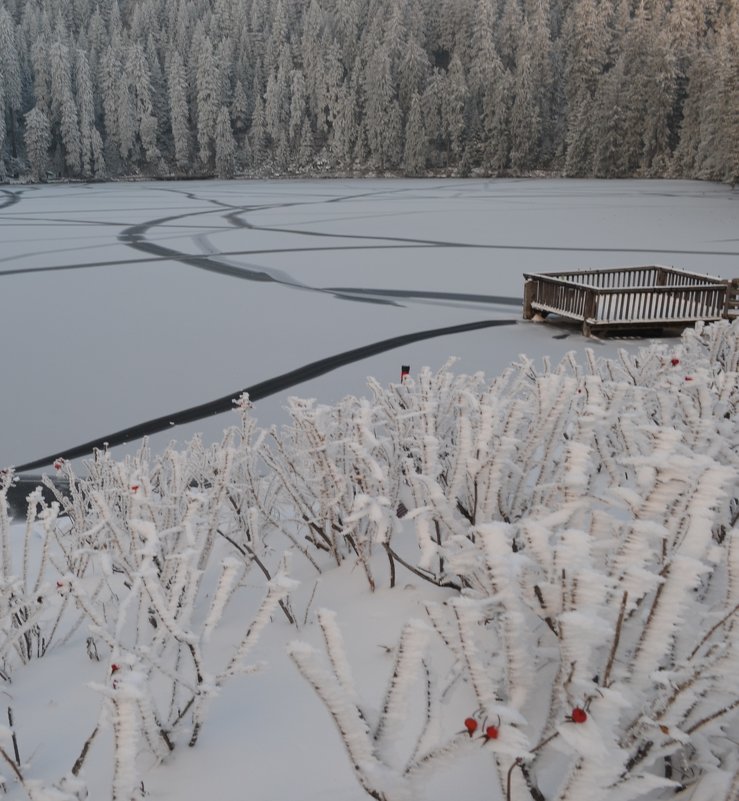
[523,266,734,336]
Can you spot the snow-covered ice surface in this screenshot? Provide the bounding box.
[1,178,737,469]
[1,179,738,801]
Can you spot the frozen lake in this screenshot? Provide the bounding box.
[1,177,737,471]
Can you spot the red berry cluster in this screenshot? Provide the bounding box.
[463,716,499,742]
[667,355,695,381]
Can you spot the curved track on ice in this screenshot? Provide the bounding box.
[10,180,735,480]
[12,317,516,474]
[10,184,523,474]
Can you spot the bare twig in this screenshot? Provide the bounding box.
[507,759,518,801]
[625,740,653,772]
[688,602,739,661]
[686,698,739,735]
[533,584,559,636]
[603,591,628,687]
[170,696,195,729]
[519,761,546,801]
[7,707,20,765]
[72,725,99,776]
[384,543,396,588]
[529,730,559,754]
[0,745,24,784]
[384,543,461,591]
[303,579,319,626]
[217,528,295,625]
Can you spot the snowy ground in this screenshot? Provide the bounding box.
[1,178,737,801]
[1,178,737,470]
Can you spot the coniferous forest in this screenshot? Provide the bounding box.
[0,0,737,184]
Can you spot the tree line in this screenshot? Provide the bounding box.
[0,0,737,183]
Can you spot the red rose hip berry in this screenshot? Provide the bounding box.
[484,724,499,741]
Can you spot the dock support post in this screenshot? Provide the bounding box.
[582,288,596,337]
[523,279,536,320]
[724,279,739,320]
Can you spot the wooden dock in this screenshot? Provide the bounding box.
[523,266,739,336]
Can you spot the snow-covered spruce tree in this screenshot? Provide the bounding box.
[363,44,402,171]
[167,49,191,171]
[0,4,22,163]
[248,86,267,169]
[330,82,357,170]
[712,13,739,185]
[49,38,82,176]
[195,35,220,167]
[561,0,609,176]
[23,106,51,182]
[99,43,124,167]
[125,42,160,167]
[75,49,105,179]
[289,320,739,801]
[403,92,426,176]
[214,104,236,178]
[288,67,310,169]
[509,25,542,172]
[0,71,5,177]
[441,53,466,169]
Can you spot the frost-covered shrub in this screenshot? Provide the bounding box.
[2,320,737,800]
[0,423,296,798]
[261,393,404,590]
[288,320,739,800]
